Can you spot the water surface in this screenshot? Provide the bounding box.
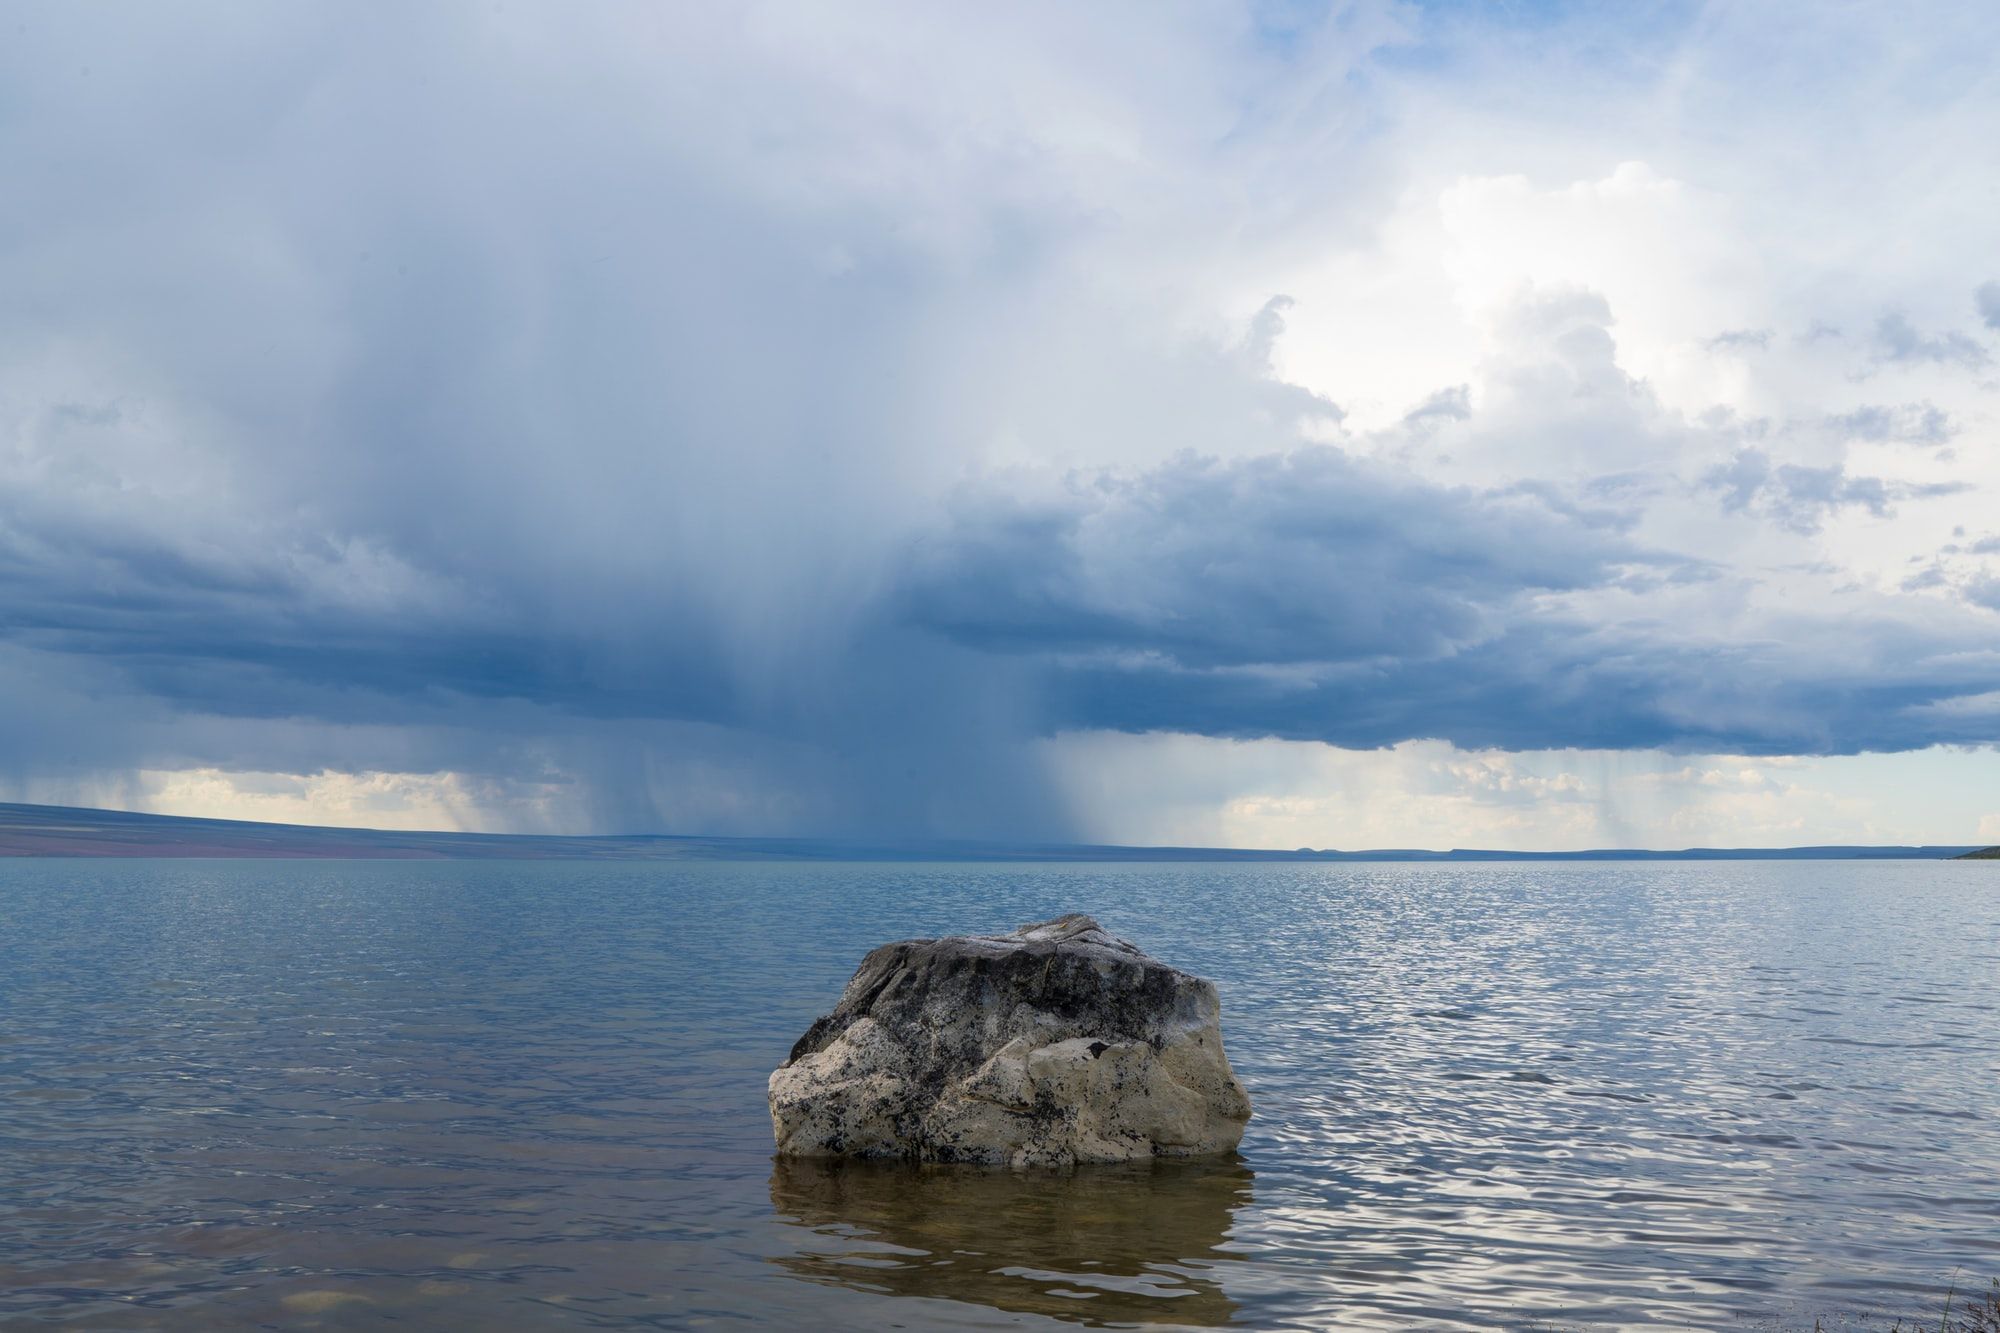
[1,859,1995,1329]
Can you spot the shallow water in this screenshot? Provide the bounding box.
[0,859,1995,1330]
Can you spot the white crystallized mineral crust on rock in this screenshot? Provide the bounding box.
[767,914,1252,1167]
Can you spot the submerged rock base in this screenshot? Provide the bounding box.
[768,914,1251,1167]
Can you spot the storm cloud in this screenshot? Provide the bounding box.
[2,1,1998,837]
[901,448,1998,755]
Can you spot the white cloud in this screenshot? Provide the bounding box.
[129,769,540,833]
[1044,734,2000,851]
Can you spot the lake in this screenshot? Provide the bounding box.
[1,859,1995,1329]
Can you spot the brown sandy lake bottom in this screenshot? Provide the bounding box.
[0,859,1996,1330]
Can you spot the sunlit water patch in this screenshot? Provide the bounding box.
[0,859,1995,1329]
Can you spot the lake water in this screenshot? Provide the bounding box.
[1,859,1996,1330]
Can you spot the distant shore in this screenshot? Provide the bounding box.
[0,800,1983,863]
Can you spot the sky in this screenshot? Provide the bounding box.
[2,0,1998,849]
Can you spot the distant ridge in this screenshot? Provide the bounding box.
[1957,846,2000,859]
[0,802,1980,862]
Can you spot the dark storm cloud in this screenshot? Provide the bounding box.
[1,1,1200,834]
[896,449,2000,755]
[1039,620,2000,755]
[2,2,1999,836]
[899,446,1646,669]
[15,412,1994,773]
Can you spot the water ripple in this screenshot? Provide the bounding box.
[0,859,1995,1328]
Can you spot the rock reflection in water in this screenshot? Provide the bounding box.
[768,1154,1252,1326]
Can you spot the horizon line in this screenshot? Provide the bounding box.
[0,800,1987,862]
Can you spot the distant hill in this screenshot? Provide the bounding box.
[1957,846,2000,859]
[0,801,1983,862]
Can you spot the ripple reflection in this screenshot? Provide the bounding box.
[768,1155,1254,1326]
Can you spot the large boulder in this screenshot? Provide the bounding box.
[768,913,1252,1167]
